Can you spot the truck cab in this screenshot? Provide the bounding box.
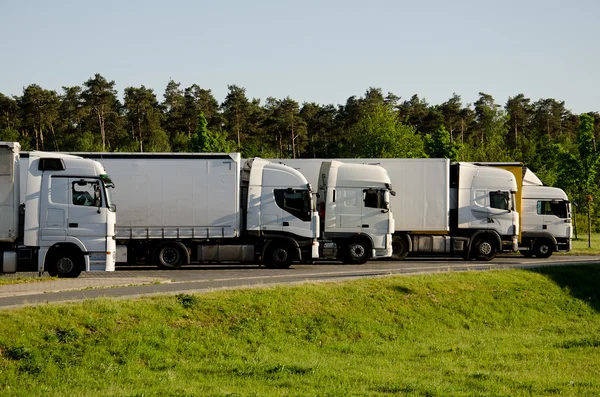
[244,158,319,266]
[318,160,395,263]
[1,142,116,277]
[454,162,519,258]
[521,185,572,257]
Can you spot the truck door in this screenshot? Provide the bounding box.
[537,200,570,238]
[272,188,314,239]
[67,178,108,255]
[361,189,390,249]
[39,175,69,244]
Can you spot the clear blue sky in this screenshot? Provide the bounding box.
[1,0,598,113]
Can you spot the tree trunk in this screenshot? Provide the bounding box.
[50,125,59,151]
[137,108,143,153]
[291,118,296,159]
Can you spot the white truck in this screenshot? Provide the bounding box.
[1,142,116,278]
[73,153,395,268]
[269,158,519,261]
[472,163,572,258]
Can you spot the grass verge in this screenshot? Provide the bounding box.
[570,232,600,255]
[0,265,600,396]
[0,275,54,286]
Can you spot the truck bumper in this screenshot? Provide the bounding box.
[311,239,320,259]
[373,246,393,259]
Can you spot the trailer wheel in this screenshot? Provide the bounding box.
[343,239,371,265]
[533,240,553,259]
[46,249,83,278]
[156,243,186,270]
[265,244,293,269]
[472,236,497,261]
[391,235,409,261]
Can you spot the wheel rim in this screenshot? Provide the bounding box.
[350,243,366,259]
[56,257,74,274]
[539,244,549,255]
[478,241,493,256]
[161,247,180,266]
[273,248,288,264]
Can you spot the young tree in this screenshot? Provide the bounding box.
[424,125,459,160]
[345,102,425,158]
[190,112,232,153]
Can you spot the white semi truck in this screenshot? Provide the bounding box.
[1,142,116,278]
[74,153,395,268]
[270,158,520,261]
[472,163,572,258]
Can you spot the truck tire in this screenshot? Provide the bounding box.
[264,244,293,269]
[156,243,186,270]
[472,236,497,261]
[343,239,371,265]
[391,235,409,261]
[533,240,553,258]
[46,250,83,278]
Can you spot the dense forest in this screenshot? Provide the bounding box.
[1,73,599,230]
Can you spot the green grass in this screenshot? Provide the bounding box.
[1,265,600,396]
[0,275,54,286]
[570,232,600,255]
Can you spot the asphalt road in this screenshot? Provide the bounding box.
[1,254,599,309]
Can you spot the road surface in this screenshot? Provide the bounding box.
[1,255,598,309]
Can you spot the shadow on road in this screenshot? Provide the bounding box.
[527,263,600,312]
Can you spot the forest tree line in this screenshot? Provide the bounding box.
[1,73,599,230]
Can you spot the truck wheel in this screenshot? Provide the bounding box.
[156,243,185,270]
[46,251,83,278]
[265,244,293,269]
[344,239,371,265]
[533,240,553,259]
[391,235,409,260]
[472,236,497,261]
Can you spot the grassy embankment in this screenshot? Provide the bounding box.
[1,265,600,396]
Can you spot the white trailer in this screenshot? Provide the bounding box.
[472,163,572,257]
[1,142,116,277]
[269,158,519,261]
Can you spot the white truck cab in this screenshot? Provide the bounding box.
[455,163,519,256]
[318,160,395,263]
[521,184,571,257]
[1,142,116,277]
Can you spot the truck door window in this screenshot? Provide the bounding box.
[537,200,568,218]
[490,191,509,210]
[364,189,386,209]
[274,189,311,221]
[72,180,102,207]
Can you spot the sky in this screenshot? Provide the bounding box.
[1,0,598,113]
